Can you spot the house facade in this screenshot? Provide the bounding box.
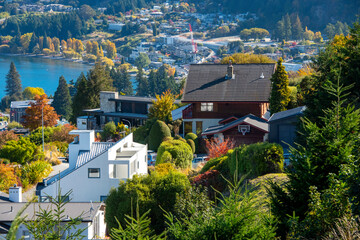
[36,130,148,202]
[10,99,53,123]
[181,63,275,141]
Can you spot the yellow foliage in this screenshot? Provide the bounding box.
[101,57,114,67]
[148,90,176,122]
[23,87,45,99]
[221,53,274,64]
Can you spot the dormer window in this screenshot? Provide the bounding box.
[201,103,213,112]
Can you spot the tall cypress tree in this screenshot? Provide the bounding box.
[120,67,133,95]
[292,14,303,40]
[71,73,89,122]
[284,14,292,41]
[269,58,290,114]
[52,76,72,120]
[5,62,22,97]
[148,69,158,97]
[136,67,148,96]
[28,32,38,53]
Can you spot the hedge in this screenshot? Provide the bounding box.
[148,120,171,151]
[156,139,193,169]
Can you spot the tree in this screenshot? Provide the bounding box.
[240,29,252,41]
[52,76,72,120]
[22,94,59,131]
[0,130,18,148]
[284,14,292,40]
[221,53,274,64]
[269,80,360,238]
[269,58,291,114]
[23,87,45,100]
[135,53,151,69]
[292,14,303,40]
[0,161,17,191]
[71,73,88,121]
[148,90,176,123]
[5,62,22,97]
[303,27,315,40]
[78,4,95,20]
[24,189,87,239]
[205,137,235,159]
[101,121,117,141]
[148,70,158,96]
[112,66,133,95]
[136,67,148,96]
[274,19,285,41]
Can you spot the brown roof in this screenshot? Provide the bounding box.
[182,64,275,102]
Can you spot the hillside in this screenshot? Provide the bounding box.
[190,0,359,30]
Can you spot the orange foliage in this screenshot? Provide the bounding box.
[205,138,235,159]
[51,124,77,143]
[0,161,18,192]
[0,130,19,148]
[297,64,314,77]
[22,94,59,131]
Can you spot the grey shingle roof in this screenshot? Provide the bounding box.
[10,99,54,109]
[0,202,103,222]
[202,114,269,135]
[75,142,114,168]
[182,64,276,102]
[268,106,306,122]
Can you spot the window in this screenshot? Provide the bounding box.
[61,195,70,202]
[109,164,128,179]
[201,103,213,111]
[88,168,100,178]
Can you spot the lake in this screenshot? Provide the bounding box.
[0,55,91,99]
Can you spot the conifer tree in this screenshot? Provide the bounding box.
[292,14,303,40]
[136,67,149,96]
[52,76,72,120]
[5,62,22,97]
[148,69,158,96]
[284,14,292,40]
[269,58,290,114]
[43,32,49,49]
[28,32,38,53]
[71,73,88,122]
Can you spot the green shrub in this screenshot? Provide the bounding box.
[21,160,52,189]
[29,127,55,145]
[156,139,193,169]
[7,121,23,130]
[50,141,69,155]
[0,138,38,165]
[229,142,284,178]
[186,139,196,153]
[105,170,190,233]
[133,118,157,144]
[200,155,228,174]
[101,121,117,141]
[185,132,198,152]
[148,120,171,151]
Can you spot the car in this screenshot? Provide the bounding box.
[192,156,207,163]
[147,151,157,166]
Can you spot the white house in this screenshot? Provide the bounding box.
[36,130,148,202]
[0,185,106,240]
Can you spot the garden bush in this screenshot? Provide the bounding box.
[229,142,284,178]
[21,160,52,190]
[0,138,38,165]
[133,118,157,144]
[101,121,117,141]
[0,130,19,148]
[7,121,23,130]
[186,139,196,153]
[156,139,193,169]
[148,120,171,151]
[29,127,55,145]
[105,169,190,233]
[185,132,198,152]
[0,161,17,192]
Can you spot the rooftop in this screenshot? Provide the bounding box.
[268,106,306,122]
[182,64,275,102]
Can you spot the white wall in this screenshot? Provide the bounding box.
[68,131,95,170]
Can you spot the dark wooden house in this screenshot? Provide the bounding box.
[181,63,275,144]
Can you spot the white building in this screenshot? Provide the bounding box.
[0,185,106,240]
[37,130,148,202]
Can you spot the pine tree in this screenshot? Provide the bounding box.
[71,73,89,122]
[136,67,148,96]
[120,67,133,95]
[148,70,158,96]
[43,32,49,49]
[28,32,38,53]
[52,76,72,120]
[274,19,285,41]
[5,62,22,97]
[269,58,290,114]
[292,14,303,40]
[284,14,292,41]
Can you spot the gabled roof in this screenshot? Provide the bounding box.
[202,114,269,135]
[182,64,276,102]
[76,142,114,168]
[0,202,103,222]
[268,106,306,122]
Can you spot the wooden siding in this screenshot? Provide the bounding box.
[222,123,265,145]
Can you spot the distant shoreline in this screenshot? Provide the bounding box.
[0,53,95,66]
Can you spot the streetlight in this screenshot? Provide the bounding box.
[121,119,131,131]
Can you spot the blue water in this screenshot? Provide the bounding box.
[0,55,91,99]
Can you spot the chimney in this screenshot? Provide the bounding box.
[9,184,22,203]
[227,60,233,79]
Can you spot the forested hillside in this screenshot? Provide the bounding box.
[189,0,359,30]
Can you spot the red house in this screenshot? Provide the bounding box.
[181,63,275,144]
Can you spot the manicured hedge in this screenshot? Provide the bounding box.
[148,120,171,151]
[156,139,193,169]
[185,132,198,153]
[229,142,284,178]
[186,139,196,153]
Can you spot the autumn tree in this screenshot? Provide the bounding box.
[269,58,291,114]
[52,76,72,120]
[23,87,45,99]
[221,53,274,64]
[5,62,22,97]
[22,94,59,131]
[148,90,176,123]
[0,162,17,192]
[205,137,235,159]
